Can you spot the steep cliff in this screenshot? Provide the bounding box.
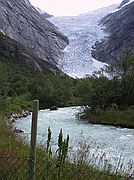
[0,32,60,74]
[91,0,134,63]
[0,0,69,66]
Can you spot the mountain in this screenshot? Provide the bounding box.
[0,32,60,74]
[91,0,134,63]
[118,0,129,8]
[0,0,68,67]
[49,5,117,78]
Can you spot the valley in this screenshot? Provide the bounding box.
[49,5,116,77]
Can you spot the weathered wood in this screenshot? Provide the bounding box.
[29,100,39,180]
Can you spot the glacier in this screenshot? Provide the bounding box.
[49,5,117,78]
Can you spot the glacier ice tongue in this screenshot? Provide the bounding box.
[49,5,117,78]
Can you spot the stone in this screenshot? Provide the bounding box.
[10,118,15,123]
[50,106,58,111]
[13,127,24,133]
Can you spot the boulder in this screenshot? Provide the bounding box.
[50,106,58,111]
[13,127,24,133]
[10,117,15,123]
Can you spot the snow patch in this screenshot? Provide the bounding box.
[24,0,31,6]
[112,0,134,13]
[62,45,69,52]
[121,0,134,8]
[35,7,46,14]
[92,58,107,69]
[0,29,6,35]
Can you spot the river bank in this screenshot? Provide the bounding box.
[78,107,134,129]
[89,120,134,129]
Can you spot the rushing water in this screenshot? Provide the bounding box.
[14,106,134,172]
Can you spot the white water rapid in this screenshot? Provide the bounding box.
[14,107,134,174]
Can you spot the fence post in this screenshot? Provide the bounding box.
[29,100,39,180]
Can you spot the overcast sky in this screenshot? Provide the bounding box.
[29,0,122,16]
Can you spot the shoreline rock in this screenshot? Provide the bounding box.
[50,106,58,111]
[8,110,31,133]
[13,127,24,133]
[9,110,31,123]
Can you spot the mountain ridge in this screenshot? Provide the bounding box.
[91,0,134,63]
[0,0,69,67]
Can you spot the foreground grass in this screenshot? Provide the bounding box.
[0,114,29,157]
[0,156,126,180]
[0,113,128,179]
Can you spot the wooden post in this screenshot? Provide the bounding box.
[29,100,39,180]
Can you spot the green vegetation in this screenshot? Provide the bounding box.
[0,33,134,178]
[0,46,134,131]
[0,55,78,112]
[77,52,134,127]
[78,106,134,128]
[0,33,134,127]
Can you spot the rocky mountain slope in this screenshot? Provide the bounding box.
[49,5,117,77]
[91,0,134,63]
[0,32,60,74]
[0,0,68,67]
